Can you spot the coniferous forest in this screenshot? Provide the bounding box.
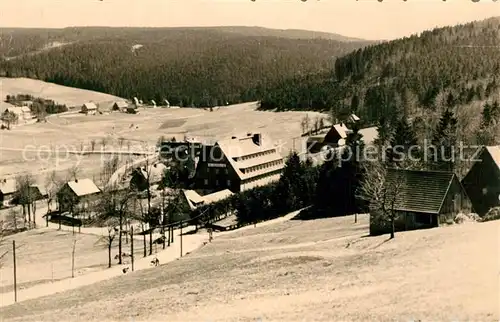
[1,18,499,146]
[0,26,372,107]
[259,18,500,125]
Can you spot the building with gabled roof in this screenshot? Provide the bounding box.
[461,146,500,216]
[112,101,128,111]
[0,178,18,206]
[57,178,101,213]
[194,132,284,193]
[130,162,167,191]
[370,168,473,236]
[182,189,233,211]
[81,102,98,115]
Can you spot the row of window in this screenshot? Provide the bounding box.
[210,168,229,175]
[204,179,231,187]
[241,169,283,185]
[242,159,282,174]
[236,149,276,162]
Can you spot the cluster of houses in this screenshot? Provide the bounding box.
[81,97,172,115]
[369,145,500,235]
[81,101,139,115]
[0,100,36,126]
[1,109,498,235]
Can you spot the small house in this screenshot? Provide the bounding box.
[57,178,101,213]
[0,178,17,206]
[81,102,98,115]
[11,185,47,205]
[130,163,168,191]
[126,105,138,114]
[461,146,500,216]
[112,101,128,111]
[324,123,351,147]
[370,169,473,236]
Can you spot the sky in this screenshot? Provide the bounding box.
[0,0,498,40]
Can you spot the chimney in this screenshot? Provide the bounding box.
[252,133,261,146]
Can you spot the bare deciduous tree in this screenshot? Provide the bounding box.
[15,174,36,228]
[357,160,405,239]
[101,137,108,151]
[68,165,80,182]
[118,137,125,149]
[44,170,61,213]
[95,157,134,264]
[96,224,118,268]
[8,207,23,231]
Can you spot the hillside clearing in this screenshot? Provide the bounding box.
[0,77,123,107]
[1,214,498,321]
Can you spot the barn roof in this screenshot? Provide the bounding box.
[66,178,101,197]
[135,163,167,184]
[358,126,379,145]
[113,101,128,108]
[182,189,233,210]
[485,146,500,171]
[332,123,350,139]
[384,169,456,215]
[82,102,98,110]
[0,178,17,195]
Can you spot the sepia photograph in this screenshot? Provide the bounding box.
[0,0,499,321]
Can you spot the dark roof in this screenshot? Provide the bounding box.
[385,168,455,214]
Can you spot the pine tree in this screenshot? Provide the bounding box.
[481,102,492,128]
[388,117,419,167]
[430,109,458,171]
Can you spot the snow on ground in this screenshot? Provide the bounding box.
[1,214,498,321]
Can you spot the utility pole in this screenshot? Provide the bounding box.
[130,226,134,272]
[180,220,183,257]
[12,240,17,303]
[71,239,76,278]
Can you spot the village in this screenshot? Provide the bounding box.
[1,94,499,276]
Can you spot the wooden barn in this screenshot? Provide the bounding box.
[81,102,98,115]
[370,169,473,236]
[461,146,500,216]
[194,132,284,194]
[57,178,101,214]
[112,101,128,111]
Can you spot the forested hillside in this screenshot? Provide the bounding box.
[0,27,371,106]
[259,17,500,129]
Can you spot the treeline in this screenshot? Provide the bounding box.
[0,27,370,107]
[259,17,500,129]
